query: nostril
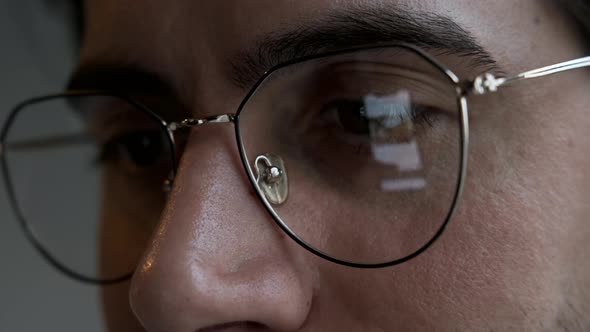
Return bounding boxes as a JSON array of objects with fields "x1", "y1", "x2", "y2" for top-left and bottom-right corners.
[{"x1": 196, "y1": 321, "x2": 268, "y2": 332}]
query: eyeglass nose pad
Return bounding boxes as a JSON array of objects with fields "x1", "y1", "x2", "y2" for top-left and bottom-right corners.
[{"x1": 254, "y1": 153, "x2": 289, "y2": 205}]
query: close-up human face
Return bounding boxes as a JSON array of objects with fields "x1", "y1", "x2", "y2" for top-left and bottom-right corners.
[{"x1": 2, "y1": 0, "x2": 589, "y2": 331}]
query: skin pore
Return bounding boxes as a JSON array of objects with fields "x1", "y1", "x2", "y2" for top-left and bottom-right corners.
[{"x1": 75, "y1": 0, "x2": 589, "y2": 331}]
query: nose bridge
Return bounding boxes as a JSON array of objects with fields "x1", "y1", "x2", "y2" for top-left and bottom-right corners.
[
  {"x1": 166, "y1": 125, "x2": 272, "y2": 264},
  {"x1": 129, "y1": 124, "x2": 313, "y2": 331}
]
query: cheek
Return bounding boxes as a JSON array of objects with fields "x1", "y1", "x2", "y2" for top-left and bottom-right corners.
[
  {"x1": 99, "y1": 214, "x2": 147, "y2": 332},
  {"x1": 314, "y1": 182, "x2": 564, "y2": 330},
  {"x1": 313, "y1": 94, "x2": 585, "y2": 330},
  {"x1": 102, "y1": 281, "x2": 144, "y2": 332},
  {"x1": 404, "y1": 85, "x2": 587, "y2": 326},
  {"x1": 99, "y1": 169, "x2": 163, "y2": 279},
  {"x1": 99, "y1": 171, "x2": 165, "y2": 332}
]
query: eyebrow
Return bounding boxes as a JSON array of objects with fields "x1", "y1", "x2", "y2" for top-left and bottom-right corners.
[
  {"x1": 231, "y1": 5, "x2": 501, "y2": 89},
  {"x1": 67, "y1": 5, "x2": 501, "y2": 96}
]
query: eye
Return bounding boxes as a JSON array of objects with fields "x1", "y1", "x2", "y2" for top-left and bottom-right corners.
[
  {"x1": 325, "y1": 99, "x2": 370, "y2": 135},
  {"x1": 99, "y1": 130, "x2": 170, "y2": 174},
  {"x1": 318, "y1": 97, "x2": 440, "y2": 145}
]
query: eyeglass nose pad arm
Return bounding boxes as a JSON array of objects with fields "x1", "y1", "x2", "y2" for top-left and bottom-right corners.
[
  {"x1": 161, "y1": 115, "x2": 289, "y2": 206},
  {"x1": 162, "y1": 113, "x2": 236, "y2": 193},
  {"x1": 168, "y1": 113, "x2": 236, "y2": 131}
]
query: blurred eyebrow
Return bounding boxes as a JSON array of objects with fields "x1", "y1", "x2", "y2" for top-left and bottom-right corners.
[
  {"x1": 67, "y1": 63, "x2": 175, "y2": 94},
  {"x1": 231, "y1": 5, "x2": 501, "y2": 89}
]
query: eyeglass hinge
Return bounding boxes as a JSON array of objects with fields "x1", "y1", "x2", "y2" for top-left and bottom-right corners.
[{"x1": 470, "y1": 73, "x2": 507, "y2": 95}]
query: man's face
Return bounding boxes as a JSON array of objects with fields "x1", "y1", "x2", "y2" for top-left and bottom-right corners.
[{"x1": 77, "y1": 1, "x2": 590, "y2": 331}]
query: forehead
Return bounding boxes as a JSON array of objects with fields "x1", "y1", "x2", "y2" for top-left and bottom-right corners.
[
  {"x1": 79, "y1": 0, "x2": 577, "y2": 108},
  {"x1": 81, "y1": 0, "x2": 563, "y2": 54}
]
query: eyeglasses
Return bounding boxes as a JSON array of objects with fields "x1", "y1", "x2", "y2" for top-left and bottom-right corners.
[{"x1": 1, "y1": 44, "x2": 588, "y2": 284}]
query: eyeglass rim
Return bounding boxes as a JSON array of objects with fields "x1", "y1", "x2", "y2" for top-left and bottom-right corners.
[
  {"x1": 0, "y1": 43, "x2": 469, "y2": 284},
  {"x1": 0, "y1": 91, "x2": 178, "y2": 284},
  {"x1": 3, "y1": 42, "x2": 588, "y2": 282},
  {"x1": 234, "y1": 42, "x2": 469, "y2": 268}
]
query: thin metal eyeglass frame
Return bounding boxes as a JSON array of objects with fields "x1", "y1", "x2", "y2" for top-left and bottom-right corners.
[
  {"x1": 0, "y1": 92, "x2": 178, "y2": 285},
  {"x1": 1, "y1": 44, "x2": 589, "y2": 283},
  {"x1": 171, "y1": 47, "x2": 590, "y2": 268},
  {"x1": 229, "y1": 46, "x2": 590, "y2": 269}
]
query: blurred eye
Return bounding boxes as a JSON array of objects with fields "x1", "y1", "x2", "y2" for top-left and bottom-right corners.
[{"x1": 99, "y1": 130, "x2": 169, "y2": 174}]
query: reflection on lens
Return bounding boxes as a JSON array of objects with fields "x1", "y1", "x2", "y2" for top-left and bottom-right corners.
[
  {"x1": 1, "y1": 94, "x2": 174, "y2": 282},
  {"x1": 238, "y1": 46, "x2": 462, "y2": 265}
]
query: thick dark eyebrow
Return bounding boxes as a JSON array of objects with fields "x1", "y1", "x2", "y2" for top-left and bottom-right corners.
[
  {"x1": 67, "y1": 63, "x2": 174, "y2": 94},
  {"x1": 231, "y1": 5, "x2": 501, "y2": 89}
]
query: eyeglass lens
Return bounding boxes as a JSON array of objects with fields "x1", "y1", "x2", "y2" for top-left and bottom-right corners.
[
  {"x1": 2, "y1": 95, "x2": 174, "y2": 281},
  {"x1": 2, "y1": 46, "x2": 463, "y2": 281},
  {"x1": 239, "y1": 46, "x2": 462, "y2": 265}
]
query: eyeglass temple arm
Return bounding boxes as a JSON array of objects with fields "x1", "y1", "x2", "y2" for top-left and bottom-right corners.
[
  {"x1": 468, "y1": 56, "x2": 590, "y2": 95},
  {"x1": 0, "y1": 133, "x2": 93, "y2": 155}
]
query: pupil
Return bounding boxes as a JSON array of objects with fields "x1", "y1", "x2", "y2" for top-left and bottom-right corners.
[{"x1": 335, "y1": 100, "x2": 370, "y2": 135}]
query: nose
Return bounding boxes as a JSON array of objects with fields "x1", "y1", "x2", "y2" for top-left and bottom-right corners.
[{"x1": 129, "y1": 125, "x2": 314, "y2": 332}]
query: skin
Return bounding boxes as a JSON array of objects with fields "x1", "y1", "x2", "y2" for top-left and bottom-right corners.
[{"x1": 77, "y1": 0, "x2": 589, "y2": 331}]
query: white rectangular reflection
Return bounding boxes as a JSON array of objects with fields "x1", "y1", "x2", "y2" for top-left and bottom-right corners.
[
  {"x1": 371, "y1": 141, "x2": 423, "y2": 171},
  {"x1": 381, "y1": 177, "x2": 427, "y2": 191}
]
